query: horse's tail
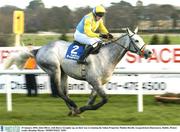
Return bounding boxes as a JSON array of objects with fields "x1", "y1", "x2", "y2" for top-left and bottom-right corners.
[
  {"x1": 3, "y1": 56, "x2": 15, "y2": 69},
  {"x1": 3, "y1": 49, "x2": 36, "y2": 69}
]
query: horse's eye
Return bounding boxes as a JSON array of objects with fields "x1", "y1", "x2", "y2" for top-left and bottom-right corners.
[{"x1": 135, "y1": 40, "x2": 139, "y2": 43}]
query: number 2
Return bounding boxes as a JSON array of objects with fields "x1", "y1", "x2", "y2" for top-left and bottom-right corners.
[{"x1": 71, "y1": 45, "x2": 79, "y2": 54}]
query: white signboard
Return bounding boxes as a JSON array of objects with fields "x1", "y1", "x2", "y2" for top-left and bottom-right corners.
[
  {"x1": 118, "y1": 45, "x2": 180, "y2": 69},
  {"x1": 0, "y1": 45, "x2": 180, "y2": 94}
]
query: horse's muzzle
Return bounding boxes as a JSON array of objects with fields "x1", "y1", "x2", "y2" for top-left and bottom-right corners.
[{"x1": 143, "y1": 48, "x2": 153, "y2": 59}]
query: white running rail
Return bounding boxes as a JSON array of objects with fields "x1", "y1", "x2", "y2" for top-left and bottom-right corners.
[{"x1": 0, "y1": 69, "x2": 179, "y2": 112}]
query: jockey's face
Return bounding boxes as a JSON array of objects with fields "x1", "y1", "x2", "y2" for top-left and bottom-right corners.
[
  {"x1": 95, "y1": 16, "x2": 102, "y2": 21},
  {"x1": 94, "y1": 12, "x2": 104, "y2": 21}
]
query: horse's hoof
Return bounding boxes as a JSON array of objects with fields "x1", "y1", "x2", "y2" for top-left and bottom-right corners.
[
  {"x1": 71, "y1": 110, "x2": 79, "y2": 116},
  {"x1": 74, "y1": 108, "x2": 81, "y2": 114},
  {"x1": 67, "y1": 110, "x2": 79, "y2": 117},
  {"x1": 67, "y1": 108, "x2": 82, "y2": 117}
]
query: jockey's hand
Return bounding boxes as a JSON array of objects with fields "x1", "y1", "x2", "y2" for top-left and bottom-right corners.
[
  {"x1": 107, "y1": 33, "x2": 113, "y2": 39},
  {"x1": 99, "y1": 34, "x2": 108, "y2": 39}
]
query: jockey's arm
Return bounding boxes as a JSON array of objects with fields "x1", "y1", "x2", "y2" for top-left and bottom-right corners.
[
  {"x1": 99, "y1": 20, "x2": 109, "y2": 34},
  {"x1": 84, "y1": 18, "x2": 99, "y2": 38}
]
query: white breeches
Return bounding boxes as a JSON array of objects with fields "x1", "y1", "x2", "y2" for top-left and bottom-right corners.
[{"x1": 74, "y1": 30, "x2": 101, "y2": 45}]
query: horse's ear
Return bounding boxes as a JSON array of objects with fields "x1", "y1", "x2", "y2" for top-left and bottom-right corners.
[
  {"x1": 126, "y1": 28, "x2": 134, "y2": 36},
  {"x1": 134, "y1": 27, "x2": 138, "y2": 34}
]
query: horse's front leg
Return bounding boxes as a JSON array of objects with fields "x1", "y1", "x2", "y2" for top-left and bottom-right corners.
[{"x1": 77, "y1": 83, "x2": 108, "y2": 114}]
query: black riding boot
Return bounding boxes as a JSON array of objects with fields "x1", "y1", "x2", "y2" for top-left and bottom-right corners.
[
  {"x1": 77, "y1": 45, "x2": 93, "y2": 64},
  {"x1": 94, "y1": 41, "x2": 103, "y2": 53}
]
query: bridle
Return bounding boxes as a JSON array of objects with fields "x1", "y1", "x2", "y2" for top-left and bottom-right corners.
[
  {"x1": 128, "y1": 34, "x2": 146, "y2": 55},
  {"x1": 108, "y1": 33, "x2": 146, "y2": 55}
]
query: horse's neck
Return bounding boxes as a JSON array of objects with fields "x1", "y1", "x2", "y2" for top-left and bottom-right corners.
[{"x1": 101, "y1": 36, "x2": 128, "y2": 69}]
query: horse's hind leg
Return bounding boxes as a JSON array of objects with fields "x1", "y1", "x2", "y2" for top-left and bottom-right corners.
[
  {"x1": 61, "y1": 70, "x2": 68, "y2": 96},
  {"x1": 49, "y1": 66, "x2": 79, "y2": 115},
  {"x1": 60, "y1": 70, "x2": 77, "y2": 114}
]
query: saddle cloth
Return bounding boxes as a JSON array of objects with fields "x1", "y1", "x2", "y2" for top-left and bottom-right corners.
[
  {"x1": 65, "y1": 41, "x2": 85, "y2": 60},
  {"x1": 65, "y1": 41, "x2": 102, "y2": 61}
]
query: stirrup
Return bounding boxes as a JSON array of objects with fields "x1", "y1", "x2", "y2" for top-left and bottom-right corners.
[{"x1": 77, "y1": 59, "x2": 87, "y2": 64}]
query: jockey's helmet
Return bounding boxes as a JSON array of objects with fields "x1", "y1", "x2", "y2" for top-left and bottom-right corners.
[{"x1": 93, "y1": 5, "x2": 106, "y2": 17}]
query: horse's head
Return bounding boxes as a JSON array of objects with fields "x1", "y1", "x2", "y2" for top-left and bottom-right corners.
[{"x1": 126, "y1": 27, "x2": 153, "y2": 59}]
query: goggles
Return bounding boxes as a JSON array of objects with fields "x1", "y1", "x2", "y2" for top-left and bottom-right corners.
[{"x1": 95, "y1": 12, "x2": 104, "y2": 17}]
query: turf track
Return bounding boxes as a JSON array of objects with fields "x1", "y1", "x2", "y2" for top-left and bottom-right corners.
[{"x1": 0, "y1": 94, "x2": 180, "y2": 125}]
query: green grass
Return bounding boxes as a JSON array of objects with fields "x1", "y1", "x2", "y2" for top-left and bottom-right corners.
[
  {"x1": 0, "y1": 94, "x2": 180, "y2": 125},
  {"x1": 21, "y1": 34, "x2": 74, "y2": 46},
  {"x1": 21, "y1": 34, "x2": 61, "y2": 46},
  {"x1": 20, "y1": 34, "x2": 180, "y2": 46}
]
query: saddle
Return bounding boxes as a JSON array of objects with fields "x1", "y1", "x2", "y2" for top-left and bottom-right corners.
[{"x1": 74, "y1": 41, "x2": 101, "y2": 55}]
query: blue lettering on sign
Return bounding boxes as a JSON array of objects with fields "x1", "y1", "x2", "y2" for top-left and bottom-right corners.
[{"x1": 65, "y1": 44, "x2": 85, "y2": 60}]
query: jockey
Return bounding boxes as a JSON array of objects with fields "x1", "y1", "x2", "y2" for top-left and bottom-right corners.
[{"x1": 74, "y1": 5, "x2": 113, "y2": 64}]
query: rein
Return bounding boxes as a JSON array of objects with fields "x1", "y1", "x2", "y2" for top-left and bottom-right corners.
[
  {"x1": 104, "y1": 34, "x2": 129, "y2": 51},
  {"x1": 104, "y1": 33, "x2": 146, "y2": 55}
]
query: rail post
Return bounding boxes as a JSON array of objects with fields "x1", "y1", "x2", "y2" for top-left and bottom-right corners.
[
  {"x1": 5, "y1": 75, "x2": 12, "y2": 112},
  {"x1": 137, "y1": 75, "x2": 143, "y2": 112}
]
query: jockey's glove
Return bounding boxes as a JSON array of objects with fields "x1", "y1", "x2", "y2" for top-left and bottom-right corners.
[
  {"x1": 107, "y1": 33, "x2": 113, "y2": 39},
  {"x1": 100, "y1": 33, "x2": 113, "y2": 39},
  {"x1": 99, "y1": 34, "x2": 108, "y2": 39}
]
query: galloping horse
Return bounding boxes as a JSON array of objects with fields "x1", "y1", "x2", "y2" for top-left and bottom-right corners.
[{"x1": 4, "y1": 28, "x2": 152, "y2": 116}]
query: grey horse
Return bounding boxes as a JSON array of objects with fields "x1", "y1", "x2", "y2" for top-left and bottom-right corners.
[{"x1": 4, "y1": 28, "x2": 152, "y2": 116}]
